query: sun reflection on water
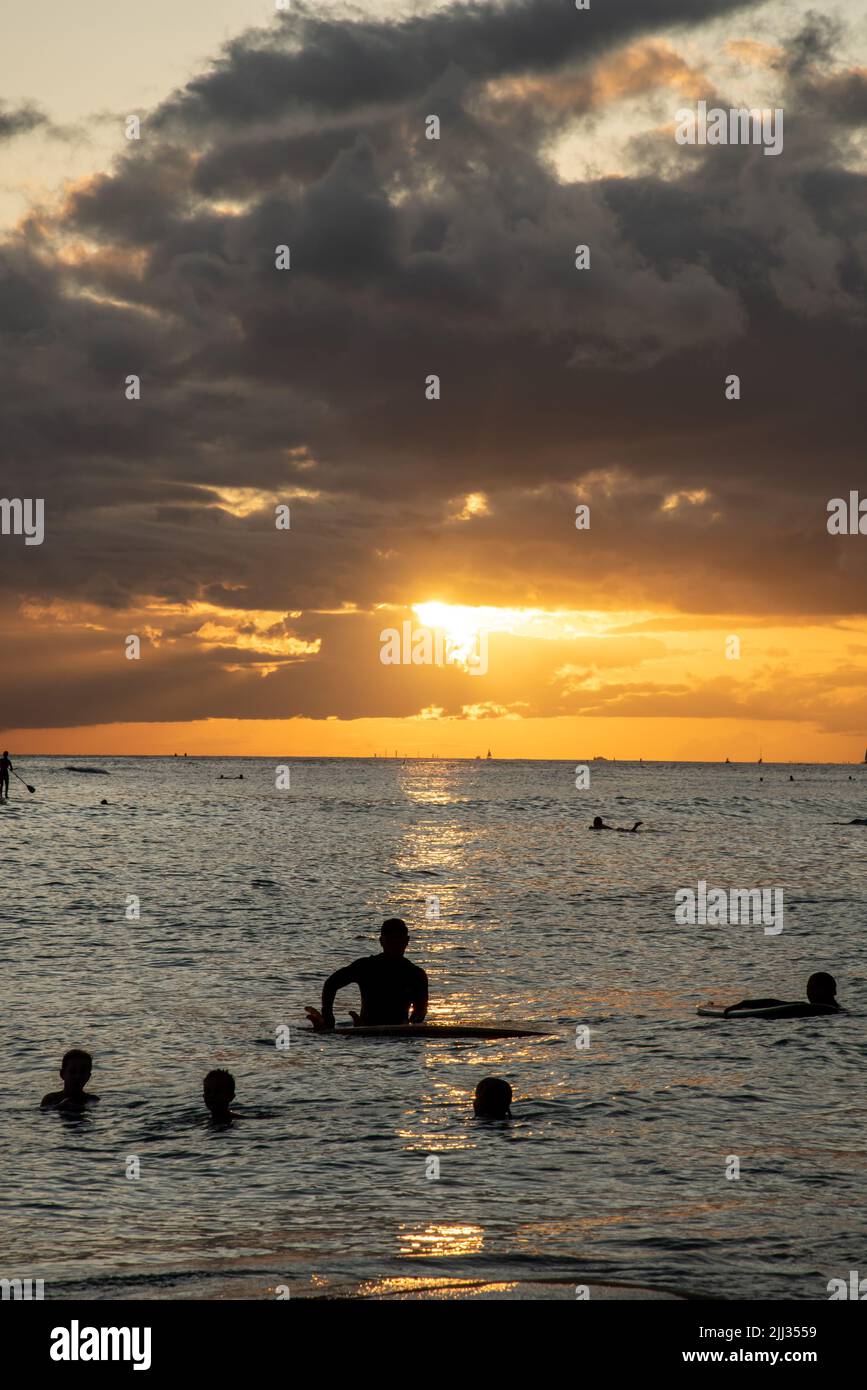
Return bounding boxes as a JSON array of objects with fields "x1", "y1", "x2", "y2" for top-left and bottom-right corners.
[{"x1": 397, "y1": 1223, "x2": 485, "y2": 1258}]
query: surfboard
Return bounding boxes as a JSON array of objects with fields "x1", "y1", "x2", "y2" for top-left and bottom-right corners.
[
  {"x1": 696, "y1": 1004, "x2": 838, "y2": 1020},
  {"x1": 306, "y1": 1023, "x2": 549, "y2": 1039}
]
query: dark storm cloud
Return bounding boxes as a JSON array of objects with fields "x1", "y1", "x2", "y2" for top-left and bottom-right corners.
[
  {"x1": 155, "y1": 0, "x2": 759, "y2": 129},
  {"x1": 1, "y1": 0, "x2": 866, "y2": 728}
]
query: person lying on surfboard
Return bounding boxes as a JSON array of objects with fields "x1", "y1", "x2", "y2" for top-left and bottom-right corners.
[
  {"x1": 722, "y1": 972, "x2": 842, "y2": 1018},
  {"x1": 589, "y1": 815, "x2": 642, "y2": 833},
  {"x1": 306, "y1": 918, "x2": 428, "y2": 1030}
]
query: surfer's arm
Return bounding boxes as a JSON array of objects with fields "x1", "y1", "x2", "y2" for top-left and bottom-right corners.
[
  {"x1": 723, "y1": 997, "x2": 783, "y2": 1015},
  {"x1": 409, "y1": 971, "x2": 429, "y2": 1024},
  {"x1": 320, "y1": 965, "x2": 360, "y2": 1028}
]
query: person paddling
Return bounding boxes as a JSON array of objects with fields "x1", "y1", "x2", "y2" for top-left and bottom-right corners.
[
  {"x1": 306, "y1": 918, "x2": 428, "y2": 1030},
  {"x1": 0, "y1": 751, "x2": 35, "y2": 798},
  {"x1": 589, "y1": 815, "x2": 642, "y2": 833},
  {"x1": 723, "y1": 972, "x2": 842, "y2": 1019},
  {"x1": 0, "y1": 750, "x2": 11, "y2": 801}
]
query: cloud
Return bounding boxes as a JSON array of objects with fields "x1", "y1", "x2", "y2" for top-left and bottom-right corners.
[
  {"x1": 1, "y1": 1, "x2": 866, "y2": 731},
  {"x1": 153, "y1": 0, "x2": 759, "y2": 131},
  {"x1": 0, "y1": 101, "x2": 48, "y2": 141}
]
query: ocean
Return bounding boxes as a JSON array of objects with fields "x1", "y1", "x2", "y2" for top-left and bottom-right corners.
[{"x1": 1, "y1": 756, "x2": 864, "y2": 1300}]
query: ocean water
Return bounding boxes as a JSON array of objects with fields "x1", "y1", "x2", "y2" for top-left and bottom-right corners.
[{"x1": 1, "y1": 756, "x2": 865, "y2": 1301}]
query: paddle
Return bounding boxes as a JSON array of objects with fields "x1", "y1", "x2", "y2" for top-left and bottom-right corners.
[{"x1": 12, "y1": 768, "x2": 36, "y2": 794}]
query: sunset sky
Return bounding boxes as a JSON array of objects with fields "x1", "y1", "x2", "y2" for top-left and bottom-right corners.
[{"x1": 1, "y1": 0, "x2": 866, "y2": 759}]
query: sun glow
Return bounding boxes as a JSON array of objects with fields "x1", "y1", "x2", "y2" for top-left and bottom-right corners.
[
  {"x1": 412, "y1": 601, "x2": 526, "y2": 666},
  {"x1": 410, "y1": 601, "x2": 654, "y2": 653}
]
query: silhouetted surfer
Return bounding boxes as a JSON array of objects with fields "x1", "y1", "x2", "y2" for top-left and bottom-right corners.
[
  {"x1": 590, "y1": 815, "x2": 642, "y2": 833},
  {"x1": 723, "y1": 972, "x2": 842, "y2": 1018},
  {"x1": 0, "y1": 750, "x2": 11, "y2": 801},
  {"x1": 306, "y1": 918, "x2": 428, "y2": 1029}
]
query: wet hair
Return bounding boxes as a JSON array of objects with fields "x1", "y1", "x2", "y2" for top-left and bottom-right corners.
[
  {"x1": 474, "y1": 1076, "x2": 513, "y2": 1118},
  {"x1": 61, "y1": 1049, "x2": 92, "y2": 1072},
  {"x1": 380, "y1": 918, "x2": 409, "y2": 939},
  {"x1": 806, "y1": 972, "x2": 836, "y2": 1002},
  {"x1": 204, "y1": 1069, "x2": 235, "y2": 1095},
  {"x1": 592, "y1": 816, "x2": 604, "y2": 828}
]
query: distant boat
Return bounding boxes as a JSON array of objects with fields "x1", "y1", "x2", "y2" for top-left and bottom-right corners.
[{"x1": 486, "y1": 749, "x2": 492, "y2": 760}]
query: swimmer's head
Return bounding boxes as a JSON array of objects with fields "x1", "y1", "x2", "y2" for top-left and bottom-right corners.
[
  {"x1": 592, "y1": 816, "x2": 604, "y2": 829},
  {"x1": 807, "y1": 972, "x2": 837, "y2": 1004},
  {"x1": 60, "y1": 1049, "x2": 92, "y2": 1091},
  {"x1": 380, "y1": 918, "x2": 409, "y2": 957},
  {"x1": 474, "y1": 1076, "x2": 512, "y2": 1119},
  {"x1": 203, "y1": 1068, "x2": 236, "y2": 1115}
]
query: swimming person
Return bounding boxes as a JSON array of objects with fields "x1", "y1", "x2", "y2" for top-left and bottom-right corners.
[
  {"x1": 203, "y1": 1069, "x2": 238, "y2": 1124},
  {"x1": 306, "y1": 918, "x2": 428, "y2": 1029},
  {"x1": 474, "y1": 1077, "x2": 512, "y2": 1119},
  {"x1": 723, "y1": 972, "x2": 842, "y2": 1018},
  {"x1": 0, "y1": 750, "x2": 11, "y2": 801},
  {"x1": 41, "y1": 1049, "x2": 99, "y2": 1109},
  {"x1": 590, "y1": 815, "x2": 642, "y2": 833}
]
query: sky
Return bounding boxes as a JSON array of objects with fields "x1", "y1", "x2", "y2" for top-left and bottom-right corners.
[{"x1": 1, "y1": 0, "x2": 866, "y2": 759}]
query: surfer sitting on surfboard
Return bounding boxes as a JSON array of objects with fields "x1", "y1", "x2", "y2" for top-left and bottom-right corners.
[
  {"x1": 306, "y1": 918, "x2": 428, "y2": 1030},
  {"x1": 722, "y1": 972, "x2": 841, "y2": 1018}
]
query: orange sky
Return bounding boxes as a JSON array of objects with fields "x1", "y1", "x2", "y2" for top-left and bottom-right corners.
[
  {"x1": 3, "y1": 605, "x2": 866, "y2": 761},
  {"x1": 2, "y1": 2, "x2": 866, "y2": 761},
  {"x1": 3, "y1": 715, "x2": 864, "y2": 762}
]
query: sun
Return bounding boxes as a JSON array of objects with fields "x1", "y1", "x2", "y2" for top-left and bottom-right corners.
[{"x1": 412, "y1": 601, "x2": 530, "y2": 667}]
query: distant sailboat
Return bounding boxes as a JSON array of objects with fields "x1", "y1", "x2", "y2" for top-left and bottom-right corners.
[{"x1": 486, "y1": 749, "x2": 492, "y2": 760}]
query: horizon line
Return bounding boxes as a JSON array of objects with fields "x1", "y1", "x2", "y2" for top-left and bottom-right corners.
[{"x1": 8, "y1": 753, "x2": 867, "y2": 765}]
